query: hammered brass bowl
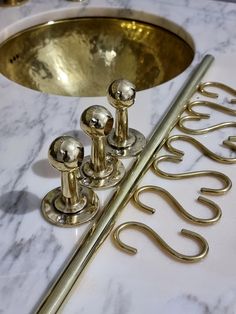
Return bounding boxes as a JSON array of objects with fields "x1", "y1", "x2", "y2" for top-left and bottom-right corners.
[{"x1": 0, "y1": 17, "x2": 194, "y2": 96}]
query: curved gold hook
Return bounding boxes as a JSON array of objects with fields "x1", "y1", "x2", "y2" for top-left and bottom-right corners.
[
  {"x1": 133, "y1": 185, "x2": 222, "y2": 225},
  {"x1": 187, "y1": 100, "x2": 236, "y2": 117},
  {"x1": 113, "y1": 221, "x2": 209, "y2": 262},
  {"x1": 166, "y1": 134, "x2": 236, "y2": 164},
  {"x1": 223, "y1": 136, "x2": 236, "y2": 151},
  {"x1": 178, "y1": 115, "x2": 236, "y2": 135},
  {"x1": 153, "y1": 155, "x2": 232, "y2": 195},
  {"x1": 198, "y1": 82, "x2": 236, "y2": 104}
]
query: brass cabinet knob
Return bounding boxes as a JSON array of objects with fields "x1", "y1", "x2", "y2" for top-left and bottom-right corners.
[
  {"x1": 41, "y1": 136, "x2": 99, "y2": 227},
  {"x1": 80, "y1": 105, "x2": 125, "y2": 189},
  {"x1": 107, "y1": 79, "x2": 146, "y2": 158}
]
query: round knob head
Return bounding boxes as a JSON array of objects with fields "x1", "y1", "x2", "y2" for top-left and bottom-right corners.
[
  {"x1": 107, "y1": 79, "x2": 136, "y2": 109},
  {"x1": 48, "y1": 136, "x2": 84, "y2": 172},
  {"x1": 80, "y1": 105, "x2": 113, "y2": 137}
]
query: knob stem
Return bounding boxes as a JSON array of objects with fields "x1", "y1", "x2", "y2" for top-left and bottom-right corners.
[
  {"x1": 91, "y1": 136, "x2": 107, "y2": 173},
  {"x1": 61, "y1": 171, "x2": 79, "y2": 207},
  {"x1": 114, "y1": 108, "x2": 129, "y2": 147}
]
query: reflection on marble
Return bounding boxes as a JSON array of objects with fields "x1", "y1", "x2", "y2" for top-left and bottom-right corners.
[{"x1": 0, "y1": 0, "x2": 236, "y2": 313}]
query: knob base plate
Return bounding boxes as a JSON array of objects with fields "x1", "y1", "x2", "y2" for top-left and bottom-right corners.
[
  {"x1": 41, "y1": 186, "x2": 99, "y2": 227},
  {"x1": 107, "y1": 128, "x2": 146, "y2": 158},
  {"x1": 80, "y1": 155, "x2": 125, "y2": 189}
]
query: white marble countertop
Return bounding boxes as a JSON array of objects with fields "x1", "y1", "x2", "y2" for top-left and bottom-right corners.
[{"x1": 0, "y1": 0, "x2": 236, "y2": 313}]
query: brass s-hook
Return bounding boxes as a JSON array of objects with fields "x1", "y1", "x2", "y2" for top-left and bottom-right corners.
[
  {"x1": 133, "y1": 185, "x2": 221, "y2": 225},
  {"x1": 223, "y1": 136, "x2": 236, "y2": 151},
  {"x1": 198, "y1": 82, "x2": 236, "y2": 104},
  {"x1": 187, "y1": 100, "x2": 236, "y2": 117},
  {"x1": 178, "y1": 116, "x2": 236, "y2": 135},
  {"x1": 113, "y1": 221, "x2": 209, "y2": 262},
  {"x1": 166, "y1": 134, "x2": 236, "y2": 164},
  {"x1": 153, "y1": 155, "x2": 232, "y2": 195},
  {"x1": 178, "y1": 99, "x2": 236, "y2": 135}
]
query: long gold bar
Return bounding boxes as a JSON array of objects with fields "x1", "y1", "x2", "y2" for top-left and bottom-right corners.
[{"x1": 36, "y1": 54, "x2": 214, "y2": 314}]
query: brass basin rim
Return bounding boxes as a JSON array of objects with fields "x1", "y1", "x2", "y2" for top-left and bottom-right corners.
[
  {"x1": 0, "y1": 16, "x2": 195, "y2": 48},
  {"x1": 0, "y1": 16, "x2": 195, "y2": 97},
  {"x1": 0, "y1": 7, "x2": 195, "y2": 50}
]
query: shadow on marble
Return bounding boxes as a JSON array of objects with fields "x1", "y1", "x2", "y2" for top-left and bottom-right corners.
[
  {"x1": 0, "y1": 190, "x2": 40, "y2": 215},
  {"x1": 32, "y1": 159, "x2": 59, "y2": 178}
]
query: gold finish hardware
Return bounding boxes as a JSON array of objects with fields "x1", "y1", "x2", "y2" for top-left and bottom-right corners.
[
  {"x1": 223, "y1": 136, "x2": 236, "y2": 150},
  {"x1": 198, "y1": 81, "x2": 236, "y2": 104},
  {"x1": 35, "y1": 55, "x2": 214, "y2": 314},
  {"x1": 153, "y1": 155, "x2": 232, "y2": 195},
  {"x1": 80, "y1": 105, "x2": 125, "y2": 189},
  {"x1": 187, "y1": 100, "x2": 236, "y2": 117},
  {"x1": 0, "y1": 0, "x2": 28, "y2": 6},
  {"x1": 113, "y1": 221, "x2": 209, "y2": 262},
  {"x1": 41, "y1": 136, "x2": 99, "y2": 227},
  {"x1": 179, "y1": 115, "x2": 236, "y2": 135},
  {"x1": 166, "y1": 134, "x2": 236, "y2": 164},
  {"x1": 0, "y1": 17, "x2": 194, "y2": 97},
  {"x1": 178, "y1": 100, "x2": 236, "y2": 135},
  {"x1": 133, "y1": 185, "x2": 222, "y2": 225},
  {"x1": 106, "y1": 79, "x2": 146, "y2": 157}
]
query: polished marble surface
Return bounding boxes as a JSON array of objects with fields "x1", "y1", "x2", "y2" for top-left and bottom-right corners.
[{"x1": 0, "y1": 0, "x2": 236, "y2": 313}]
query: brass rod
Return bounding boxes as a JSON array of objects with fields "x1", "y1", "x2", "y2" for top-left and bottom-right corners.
[{"x1": 36, "y1": 55, "x2": 214, "y2": 314}]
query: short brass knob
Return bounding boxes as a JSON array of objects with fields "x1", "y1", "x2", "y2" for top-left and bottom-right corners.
[
  {"x1": 107, "y1": 79, "x2": 146, "y2": 157},
  {"x1": 41, "y1": 136, "x2": 99, "y2": 227},
  {"x1": 80, "y1": 105, "x2": 125, "y2": 189}
]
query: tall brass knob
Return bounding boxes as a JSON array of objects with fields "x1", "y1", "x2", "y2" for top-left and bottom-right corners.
[
  {"x1": 80, "y1": 105, "x2": 125, "y2": 189},
  {"x1": 41, "y1": 136, "x2": 99, "y2": 227},
  {"x1": 107, "y1": 79, "x2": 146, "y2": 157}
]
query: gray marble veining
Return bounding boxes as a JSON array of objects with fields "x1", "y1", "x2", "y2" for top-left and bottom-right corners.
[{"x1": 0, "y1": 0, "x2": 236, "y2": 313}]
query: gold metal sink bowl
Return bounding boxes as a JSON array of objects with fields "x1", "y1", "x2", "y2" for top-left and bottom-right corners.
[{"x1": 0, "y1": 17, "x2": 194, "y2": 96}]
